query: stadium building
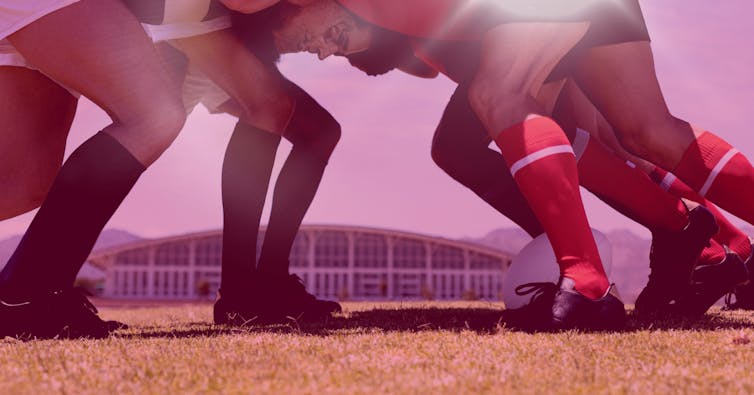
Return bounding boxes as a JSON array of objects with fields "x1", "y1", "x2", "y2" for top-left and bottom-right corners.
[{"x1": 88, "y1": 225, "x2": 512, "y2": 301}]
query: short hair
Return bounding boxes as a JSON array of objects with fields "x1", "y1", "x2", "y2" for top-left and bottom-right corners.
[
  {"x1": 345, "y1": 27, "x2": 415, "y2": 76},
  {"x1": 229, "y1": 2, "x2": 303, "y2": 65}
]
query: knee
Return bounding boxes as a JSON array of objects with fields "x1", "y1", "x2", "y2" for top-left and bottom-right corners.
[
  {"x1": 467, "y1": 78, "x2": 495, "y2": 118},
  {"x1": 430, "y1": 136, "x2": 452, "y2": 171},
  {"x1": 120, "y1": 95, "x2": 187, "y2": 158},
  {"x1": 467, "y1": 79, "x2": 534, "y2": 129},
  {"x1": 316, "y1": 116, "x2": 341, "y2": 157},
  {"x1": 290, "y1": 114, "x2": 341, "y2": 161},
  {"x1": 430, "y1": 132, "x2": 465, "y2": 176},
  {"x1": 144, "y1": 99, "x2": 187, "y2": 152},
  {"x1": 614, "y1": 127, "x2": 669, "y2": 163}
]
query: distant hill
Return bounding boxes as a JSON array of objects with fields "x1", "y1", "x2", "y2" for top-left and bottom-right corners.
[
  {"x1": 0, "y1": 229, "x2": 143, "y2": 279},
  {"x1": 467, "y1": 227, "x2": 652, "y2": 304},
  {"x1": 464, "y1": 228, "x2": 533, "y2": 256}
]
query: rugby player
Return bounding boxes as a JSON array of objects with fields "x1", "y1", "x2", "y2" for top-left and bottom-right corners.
[
  {"x1": 0, "y1": 0, "x2": 343, "y2": 329},
  {"x1": 121, "y1": 0, "x2": 344, "y2": 324},
  {"x1": 0, "y1": 0, "x2": 186, "y2": 339},
  {"x1": 231, "y1": 0, "x2": 754, "y2": 329},
  {"x1": 343, "y1": 34, "x2": 752, "y2": 321}
]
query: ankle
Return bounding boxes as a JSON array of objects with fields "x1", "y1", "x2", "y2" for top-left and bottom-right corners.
[{"x1": 564, "y1": 276, "x2": 609, "y2": 300}]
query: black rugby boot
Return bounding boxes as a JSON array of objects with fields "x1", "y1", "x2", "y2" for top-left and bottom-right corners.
[
  {"x1": 501, "y1": 282, "x2": 558, "y2": 332},
  {"x1": 675, "y1": 247, "x2": 750, "y2": 317},
  {"x1": 635, "y1": 205, "x2": 718, "y2": 317},
  {"x1": 551, "y1": 278, "x2": 626, "y2": 332}
]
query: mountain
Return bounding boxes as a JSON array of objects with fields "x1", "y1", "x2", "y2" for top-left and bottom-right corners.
[
  {"x1": 604, "y1": 229, "x2": 651, "y2": 303},
  {"x1": 0, "y1": 229, "x2": 143, "y2": 278},
  {"x1": 467, "y1": 227, "x2": 651, "y2": 303},
  {"x1": 464, "y1": 228, "x2": 533, "y2": 255}
]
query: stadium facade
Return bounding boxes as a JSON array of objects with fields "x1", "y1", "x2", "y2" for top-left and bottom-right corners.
[{"x1": 88, "y1": 225, "x2": 512, "y2": 301}]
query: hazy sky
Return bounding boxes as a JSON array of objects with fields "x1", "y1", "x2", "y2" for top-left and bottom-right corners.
[{"x1": 1, "y1": 0, "x2": 753, "y2": 241}]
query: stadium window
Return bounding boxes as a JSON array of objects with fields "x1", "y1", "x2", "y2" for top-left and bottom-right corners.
[
  {"x1": 431, "y1": 245, "x2": 464, "y2": 270},
  {"x1": 354, "y1": 233, "x2": 387, "y2": 268},
  {"x1": 392, "y1": 238, "x2": 426, "y2": 269},
  {"x1": 196, "y1": 237, "x2": 221, "y2": 267},
  {"x1": 314, "y1": 231, "x2": 348, "y2": 268},
  {"x1": 290, "y1": 233, "x2": 310, "y2": 267}
]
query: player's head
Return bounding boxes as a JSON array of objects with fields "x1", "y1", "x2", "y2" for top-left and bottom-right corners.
[
  {"x1": 344, "y1": 27, "x2": 414, "y2": 76},
  {"x1": 272, "y1": 0, "x2": 373, "y2": 59},
  {"x1": 230, "y1": 3, "x2": 298, "y2": 65}
]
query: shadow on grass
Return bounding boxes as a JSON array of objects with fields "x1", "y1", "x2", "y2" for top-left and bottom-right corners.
[{"x1": 116, "y1": 306, "x2": 754, "y2": 340}]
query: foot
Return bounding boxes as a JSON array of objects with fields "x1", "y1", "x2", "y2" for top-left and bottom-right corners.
[
  {"x1": 551, "y1": 278, "x2": 626, "y2": 331},
  {"x1": 213, "y1": 290, "x2": 263, "y2": 326},
  {"x1": 635, "y1": 205, "x2": 719, "y2": 317},
  {"x1": 674, "y1": 247, "x2": 750, "y2": 317},
  {"x1": 256, "y1": 274, "x2": 342, "y2": 322},
  {"x1": 501, "y1": 282, "x2": 558, "y2": 331},
  {"x1": 722, "y1": 241, "x2": 754, "y2": 311},
  {"x1": 724, "y1": 282, "x2": 754, "y2": 311},
  {"x1": 1, "y1": 288, "x2": 114, "y2": 340},
  {"x1": 214, "y1": 275, "x2": 342, "y2": 325}
]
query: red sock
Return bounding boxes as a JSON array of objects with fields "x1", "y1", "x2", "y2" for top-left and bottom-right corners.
[
  {"x1": 495, "y1": 117, "x2": 608, "y2": 299},
  {"x1": 699, "y1": 239, "x2": 727, "y2": 266},
  {"x1": 673, "y1": 131, "x2": 754, "y2": 225},
  {"x1": 572, "y1": 129, "x2": 688, "y2": 233},
  {"x1": 650, "y1": 166, "x2": 751, "y2": 262}
]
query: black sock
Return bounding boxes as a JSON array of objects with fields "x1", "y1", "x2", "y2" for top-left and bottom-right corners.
[
  {"x1": 256, "y1": 86, "x2": 339, "y2": 278},
  {"x1": 220, "y1": 121, "x2": 280, "y2": 298},
  {"x1": 0, "y1": 132, "x2": 144, "y2": 301},
  {"x1": 256, "y1": 148, "x2": 329, "y2": 277}
]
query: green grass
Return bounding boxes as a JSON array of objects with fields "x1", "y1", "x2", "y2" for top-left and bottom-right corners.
[{"x1": 2, "y1": 302, "x2": 754, "y2": 394}]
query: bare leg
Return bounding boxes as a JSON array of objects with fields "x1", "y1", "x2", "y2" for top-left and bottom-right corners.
[
  {"x1": 573, "y1": 41, "x2": 694, "y2": 168},
  {"x1": 8, "y1": 0, "x2": 186, "y2": 165},
  {"x1": 0, "y1": 67, "x2": 76, "y2": 219},
  {"x1": 468, "y1": 23, "x2": 615, "y2": 304},
  {"x1": 1, "y1": 0, "x2": 185, "y2": 301},
  {"x1": 171, "y1": 30, "x2": 294, "y2": 135},
  {"x1": 575, "y1": 41, "x2": 754, "y2": 226}
]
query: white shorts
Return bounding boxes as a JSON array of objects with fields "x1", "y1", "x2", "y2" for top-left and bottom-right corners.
[
  {"x1": 0, "y1": 0, "x2": 81, "y2": 40},
  {"x1": 142, "y1": 15, "x2": 231, "y2": 43},
  {"x1": 182, "y1": 63, "x2": 231, "y2": 114},
  {"x1": 0, "y1": 38, "x2": 80, "y2": 98},
  {"x1": 133, "y1": 0, "x2": 232, "y2": 113},
  {"x1": 2, "y1": 0, "x2": 233, "y2": 113},
  {"x1": 2, "y1": 37, "x2": 229, "y2": 112},
  {"x1": 136, "y1": 0, "x2": 232, "y2": 42}
]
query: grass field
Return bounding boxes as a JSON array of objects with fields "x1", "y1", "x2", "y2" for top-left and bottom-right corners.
[{"x1": 2, "y1": 301, "x2": 754, "y2": 394}]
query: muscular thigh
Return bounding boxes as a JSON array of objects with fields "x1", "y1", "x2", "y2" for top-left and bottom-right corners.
[
  {"x1": 470, "y1": 22, "x2": 589, "y2": 133},
  {"x1": 0, "y1": 66, "x2": 77, "y2": 218},
  {"x1": 9, "y1": 0, "x2": 175, "y2": 119}
]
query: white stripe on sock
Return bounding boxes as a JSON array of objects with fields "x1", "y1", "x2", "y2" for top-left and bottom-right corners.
[
  {"x1": 572, "y1": 128, "x2": 590, "y2": 163},
  {"x1": 660, "y1": 172, "x2": 677, "y2": 191},
  {"x1": 510, "y1": 145, "x2": 575, "y2": 177},
  {"x1": 699, "y1": 148, "x2": 739, "y2": 197}
]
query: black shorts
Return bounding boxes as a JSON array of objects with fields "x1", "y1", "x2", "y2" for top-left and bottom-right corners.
[
  {"x1": 416, "y1": 0, "x2": 650, "y2": 83},
  {"x1": 466, "y1": 0, "x2": 650, "y2": 48}
]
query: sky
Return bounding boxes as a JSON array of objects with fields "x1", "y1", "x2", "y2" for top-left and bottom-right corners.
[{"x1": 1, "y1": 0, "x2": 753, "y2": 241}]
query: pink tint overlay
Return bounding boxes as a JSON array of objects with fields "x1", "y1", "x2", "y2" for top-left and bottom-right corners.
[{"x1": 1, "y1": 0, "x2": 753, "y2": 241}]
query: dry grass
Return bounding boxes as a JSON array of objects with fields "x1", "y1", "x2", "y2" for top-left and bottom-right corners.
[{"x1": 2, "y1": 302, "x2": 754, "y2": 394}]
